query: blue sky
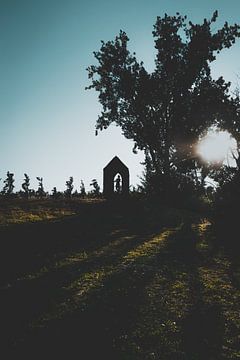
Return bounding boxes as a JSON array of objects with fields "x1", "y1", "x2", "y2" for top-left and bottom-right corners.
[{"x1": 1, "y1": 0, "x2": 240, "y2": 192}]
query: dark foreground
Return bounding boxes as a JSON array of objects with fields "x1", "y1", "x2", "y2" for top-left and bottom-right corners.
[{"x1": 0, "y1": 199, "x2": 239, "y2": 359}]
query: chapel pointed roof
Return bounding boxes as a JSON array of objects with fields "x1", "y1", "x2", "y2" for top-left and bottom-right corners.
[{"x1": 104, "y1": 156, "x2": 128, "y2": 171}]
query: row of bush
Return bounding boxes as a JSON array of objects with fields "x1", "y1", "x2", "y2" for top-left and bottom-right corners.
[{"x1": 0, "y1": 172, "x2": 102, "y2": 199}]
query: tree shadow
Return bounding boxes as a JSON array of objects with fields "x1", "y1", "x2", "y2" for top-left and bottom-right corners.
[
  {"x1": 181, "y1": 303, "x2": 224, "y2": 360},
  {"x1": 0, "y1": 200, "x2": 163, "y2": 358},
  {"x1": 0, "y1": 201, "x2": 228, "y2": 359},
  {"x1": 142, "y1": 221, "x2": 225, "y2": 360},
  {"x1": 175, "y1": 224, "x2": 224, "y2": 360},
  {"x1": 4, "y1": 238, "x2": 161, "y2": 359}
]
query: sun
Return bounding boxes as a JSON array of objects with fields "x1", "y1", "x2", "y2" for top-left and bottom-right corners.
[{"x1": 196, "y1": 129, "x2": 237, "y2": 164}]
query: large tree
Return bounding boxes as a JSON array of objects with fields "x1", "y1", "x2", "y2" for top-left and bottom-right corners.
[{"x1": 87, "y1": 11, "x2": 240, "y2": 191}]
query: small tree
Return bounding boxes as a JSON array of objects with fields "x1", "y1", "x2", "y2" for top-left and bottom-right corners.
[
  {"x1": 2, "y1": 171, "x2": 15, "y2": 196},
  {"x1": 51, "y1": 186, "x2": 61, "y2": 199},
  {"x1": 80, "y1": 180, "x2": 86, "y2": 198},
  {"x1": 36, "y1": 177, "x2": 46, "y2": 198},
  {"x1": 90, "y1": 179, "x2": 100, "y2": 197},
  {"x1": 65, "y1": 176, "x2": 74, "y2": 198},
  {"x1": 21, "y1": 173, "x2": 30, "y2": 198},
  {"x1": 52, "y1": 187, "x2": 57, "y2": 197}
]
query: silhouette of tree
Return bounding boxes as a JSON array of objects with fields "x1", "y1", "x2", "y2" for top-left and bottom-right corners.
[
  {"x1": 80, "y1": 180, "x2": 86, "y2": 198},
  {"x1": 52, "y1": 187, "x2": 57, "y2": 197},
  {"x1": 87, "y1": 11, "x2": 240, "y2": 194},
  {"x1": 2, "y1": 171, "x2": 15, "y2": 196},
  {"x1": 51, "y1": 186, "x2": 61, "y2": 199},
  {"x1": 36, "y1": 177, "x2": 46, "y2": 198},
  {"x1": 21, "y1": 173, "x2": 30, "y2": 199},
  {"x1": 90, "y1": 179, "x2": 100, "y2": 197},
  {"x1": 65, "y1": 176, "x2": 74, "y2": 198}
]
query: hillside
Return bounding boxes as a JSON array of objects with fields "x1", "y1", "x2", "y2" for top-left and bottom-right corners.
[{"x1": 0, "y1": 199, "x2": 239, "y2": 359}]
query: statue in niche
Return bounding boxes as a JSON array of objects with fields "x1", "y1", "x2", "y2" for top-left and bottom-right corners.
[{"x1": 114, "y1": 174, "x2": 122, "y2": 193}]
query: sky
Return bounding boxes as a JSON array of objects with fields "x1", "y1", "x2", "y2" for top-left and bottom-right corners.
[{"x1": 1, "y1": 0, "x2": 240, "y2": 192}]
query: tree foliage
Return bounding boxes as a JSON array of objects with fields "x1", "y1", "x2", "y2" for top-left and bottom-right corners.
[
  {"x1": 65, "y1": 176, "x2": 74, "y2": 198},
  {"x1": 2, "y1": 171, "x2": 15, "y2": 196},
  {"x1": 36, "y1": 177, "x2": 45, "y2": 198},
  {"x1": 87, "y1": 11, "x2": 240, "y2": 193},
  {"x1": 90, "y1": 179, "x2": 100, "y2": 196},
  {"x1": 22, "y1": 173, "x2": 30, "y2": 198},
  {"x1": 80, "y1": 180, "x2": 86, "y2": 197}
]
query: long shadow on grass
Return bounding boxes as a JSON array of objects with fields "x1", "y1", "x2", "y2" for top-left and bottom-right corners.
[
  {"x1": 173, "y1": 223, "x2": 223, "y2": 360},
  {"x1": 124, "y1": 222, "x2": 225, "y2": 359},
  {"x1": 1, "y1": 206, "x2": 225, "y2": 359},
  {"x1": 1, "y1": 201, "x2": 165, "y2": 358}
]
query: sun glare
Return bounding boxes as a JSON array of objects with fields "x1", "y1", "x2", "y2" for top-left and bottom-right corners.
[{"x1": 196, "y1": 129, "x2": 237, "y2": 164}]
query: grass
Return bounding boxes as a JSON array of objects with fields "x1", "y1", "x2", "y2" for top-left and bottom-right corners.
[
  {"x1": 0, "y1": 198, "x2": 77, "y2": 225},
  {"x1": 0, "y1": 198, "x2": 240, "y2": 359}
]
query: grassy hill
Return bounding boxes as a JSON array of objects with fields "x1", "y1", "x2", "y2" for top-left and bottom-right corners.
[{"x1": 0, "y1": 199, "x2": 239, "y2": 359}]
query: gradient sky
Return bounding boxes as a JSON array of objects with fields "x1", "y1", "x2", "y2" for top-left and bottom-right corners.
[{"x1": 1, "y1": 0, "x2": 240, "y2": 192}]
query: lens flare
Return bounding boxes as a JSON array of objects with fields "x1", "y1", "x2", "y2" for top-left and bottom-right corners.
[{"x1": 196, "y1": 130, "x2": 237, "y2": 164}]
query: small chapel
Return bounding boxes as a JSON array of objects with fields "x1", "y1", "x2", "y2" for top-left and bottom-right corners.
[{"x1": 103, "y1": 156, "x2": 129, "y2": 197}]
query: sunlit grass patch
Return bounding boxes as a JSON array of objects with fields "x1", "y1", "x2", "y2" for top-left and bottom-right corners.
[
  {"x1": 30, "y1": 266, "x2": 115, "y2": 327},
  {"x1": 90, "y1": 235, "x2": 136, "y2": 260},
  {"x1": 51, "y1": 235, "x2": 137, "y2": 274},
  {"x1": 192, "y1": 220, "x2": 213, "y2": 256},
  {"x1": 196, "y1": 222, "x2": 240, "y2": 360},
  {"x1": 122, "y1": 229, "x2": 175, "y2": 264},
  {"x1": 16, "y1": 235, "x2": 134, "y2": 283},
  {"x1": 199, "y1": 262, "x2": 240, "y2": 358},
  {"x1": 27, "y1": 235, "x2": 141, "y2": 325},
  {"x1": 183, "y1": 219, "x2": 240, "y2": 358},
  {"x1": 196, "y1": 220, "x2": 211, "y2": 233},
  {"x1": 114, "y1": 226, "x2": 197, "y2": 358},
  {"x1": 30, "y1": 227, "x2": 183, "y2": 336},
  {"x1": 121, "y1": 267, "x2": 192, "y2": 359},
  {"x1": 16, "y1": 251, "x2": 89, "y2": 282},
  {"x1": 116, "y1": 221, "x2": 214, "y2": 358},
  {"x1": 55, "y1": 251, "x2": 89, "y2": 267},
  {"x1": 28, "y1": 231, "x2": 171, "y2": 329},
  {"x1": 67, "y1": 268, "x2": 111, "y2": 294},
  {"x1": 0, "y1": 208, "x2": 75, "y2": 226}
]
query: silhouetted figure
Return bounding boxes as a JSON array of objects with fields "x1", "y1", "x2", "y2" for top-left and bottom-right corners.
[{"x1": 115, "y1": 175, "x2": 121, "y2": 193}]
